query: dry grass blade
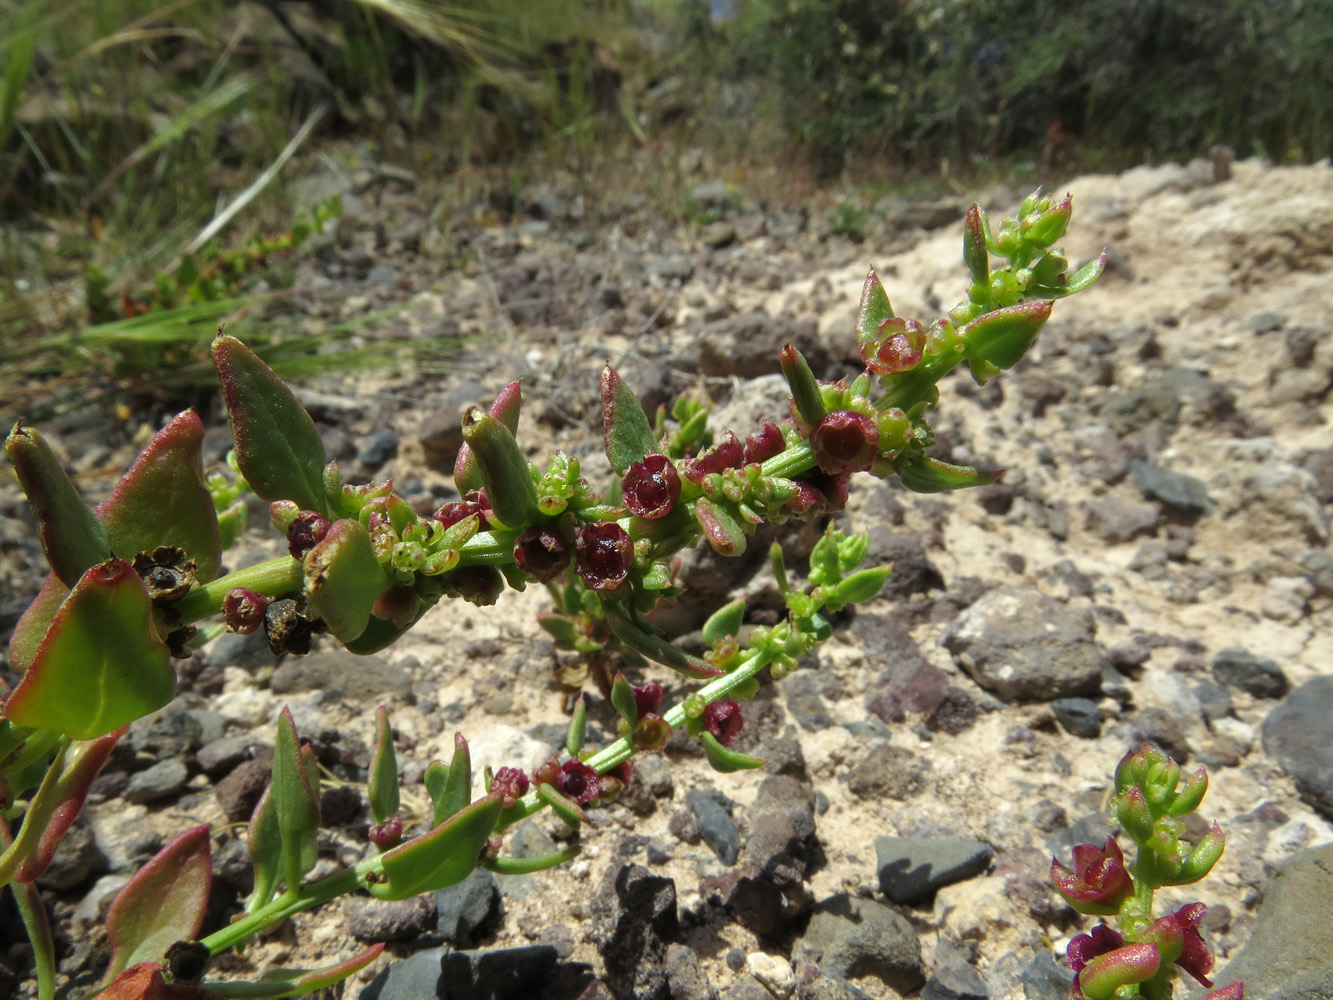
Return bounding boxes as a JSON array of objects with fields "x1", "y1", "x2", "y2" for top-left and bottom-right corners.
[{"x1": 349, "y1": 0, "x2": 508, "y2": 64}]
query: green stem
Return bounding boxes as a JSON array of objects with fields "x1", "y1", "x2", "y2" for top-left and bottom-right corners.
[
  {"x1": 175, "y1": 557, "x2": 304, "y2": 624},
  {"x1": 199, "y1": 865, "x2": 362, "y2": 955}
]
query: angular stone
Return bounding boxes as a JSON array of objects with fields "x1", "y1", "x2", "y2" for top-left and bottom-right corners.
[
  {"x1": 435, "y1": 868, "x2": 501, "y2": 944},
  {"x1": 686, "y1": 790, "x2": 740, "y2": 866},
  {"x1": 591, "y1": 863, "x2": 678, "y2": 1000},
  {"x1": 798, "y1": 893, "x2": 924, "y2": 993},
  {"x1": 1262, "y1": 676, "x2": 1333, "y2": 819},
  {"x1": 1129, "y1": 460, "x2": 1212, "y2": 517},
  {"x1": 1212, "y1": 648, "x2": 1290, "y2": 699},
  {"x1": 1051, "y1": 698, "x2": 1101, "y2": 738},
  {"x1": 875, "y1": 836, "x2": 994, "y2": 905}
]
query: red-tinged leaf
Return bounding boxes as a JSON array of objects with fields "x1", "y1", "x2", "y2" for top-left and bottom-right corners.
[
  {"x1": 960, "y1": 299, "x2": 1052, "y2": 370},
  {"x1": 104, "y1": 825, "x2": 211, "y2": 982},
  {"x1": 485, "y1": 844, "x2": 580, "y2": 876},
  {"x1": 7, "y1": 573, "x2": 68, "y2": 674},
  {"x1": 856, "y1": 268, "x2": 895, "y2": 345},
  {"x1": 430, "y1": 732, "x2": 472, "y2": 826},
  {"x1": 694, "y1": 496, "x2": 747, "y2": 557},
  {"x1": 455, "y1": 381, "x2": 522, "y2": 494},
  {"x1": 203, "y1": 944, "x2": 385, "y2": 998},
  {"x1": 459, "y1": 410, "x2": 538, "y2": 528},
  {"x1": 273, "y1": 708, "x2": 319, "y2": 895},
  {"x1": 302, "y1": 518, "x2": 392, "y2": 643},
  {"x1": 89, "y1": 963, "x2": 219, "y2": 1000},
  {"x1": 211, "y1": 335, "x2": 328, "y2": 515},
  {"x1": 97, "y1": 411, "x2": 222, "y2": 582},
  {"x1": 368, "y1": 706, "x2": 399, "y2": 824},
  {"x1": 369, "y1": 795, "x2": 502, "y2": 900},
  {"x1": 602, "y1": 600, "x2": 723, "y2": 680},
  {"x1": 778, "y1": 344, "x2": 828, "y2": 429},
  {"x1": 7, "y1": 729, "x2": 123, "y2": 883},
  {"x1": 6, "y1": 422, "x2": 110, "y2": 587},
  {"x1": 601, "y1": 366, "x2": 658, "y2": 474},
  {"x1": 5, "y1": 560, "x2": 173, "y2": 739},
  {"x1": 895, "y1": 454, "x2": 1004, "y2": 494},
  {"x1": 247, "y1": 785, "x2": 281, "y2": 911},
  {"x1": 963, "y1": 204, "x2": 989, "y2": 284}
]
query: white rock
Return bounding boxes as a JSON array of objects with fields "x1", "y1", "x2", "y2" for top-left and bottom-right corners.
[{"x1": 747, "y1": 952, "x2": 795, "y2": 1000}]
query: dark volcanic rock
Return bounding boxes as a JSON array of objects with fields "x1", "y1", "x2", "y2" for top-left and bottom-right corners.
[
  {"x1": 1212, "y1": 647, "x2": 1290, "y2": 699},
  {"x1": 1129, "y1": 460, "x2": 1212, "y2": 517},
  {"x1": 346, "y1": 894, "x2": 436, "y2": 943},
  {"x1": 875, "y1": 836, "x2": 994, "y2": 905},
  {"x1": 797, "y1": 893, "x2": 924, "y2": 993},
  {"x1": 686, "y1": 790, "x2": 741, "y2": 865},
  {"x1": 591, "y1": 863, "x2": 678, "y2": 1000},
  {"x1": 1262, "y1": 676, "x2": 1333, "y2": 819},
  {"x1": 846, "y1": 743, "x2": 929, "y2": 800}
]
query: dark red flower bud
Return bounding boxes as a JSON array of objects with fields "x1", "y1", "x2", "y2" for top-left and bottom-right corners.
[
  {"x1": 1067, "y1": 923, "x2": 1125, "y2": 974},
  {"x1": 287, "y1": 510, "x2": 331, "y2": 559},
  {"x1": 622, "y1": 454, "x2": 681, "y2": 519},
  {"x1": 556, "y1": 759, "x2": 601, "y2": 805},
  {"x1": 514, "y1": 526, "x2": 570, "y2": 582},
  {"x1": 607, "y1": 760, "x2": 633, "y2": 786},
  {"x1": 445, "y1": 565, "x2": 505, "y2": 606},
  {"x1": 433, "y1": 489, "x2": 494, "y2": 531},
  {"x1": 810, "y1": 409, "x2": 879, "y2": 475},
  {"x1": 532, "y1": 756, "x2": 562, "y2": 787},
  {"x1": 369, "y1": 814, "x2": 403, "y2": 850},
  {"x1": 223, "y1": 587, "x2": 269, "y2": 634},
  {"x1": 681, "y1": 431, "x2": 745, "y2": 484},
  {"x1": 1052, "y1": 837, "x2": 1134, "y2": 915},
  {"x1": 702, "y1": 699, "x2": 743, "y2": 745},
  {"x1": 491, "y1": 766, "x2": 530, "y2": 807},
  {"x1": 744, "y1": 421, "x2": 786, "y2": 464},
  {"x1": 575, "y1": 522, "x2": 634, "y2": 590},
  {"x1": 862, "y1": 317, "x2": 925, "y2": 375},
  {"x1": 784, "y1": 471, "x2": 851, "y2": 517},
  {"x1": 632, "y1": 682, "x2": 664, "y2": 718},
  {"x1": 1168, "y1": 902, "x2": 1215, "y2": 987}
]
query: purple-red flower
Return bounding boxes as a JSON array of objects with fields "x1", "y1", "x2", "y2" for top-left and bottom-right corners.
[
  {"x1": 861, "y1": 317, "x2": 925, "y2": 375},
  {"x1": 1052, "y1": 837, "x2": 1134, "y2": 915},
  {"x1": 681, "y1": 432, "x2": 745, "y2": 484},
  {"x1": 369, "y1": 814, "x2": 403, "y2": 850},
  {"x1": 555, "y1": 759, "x2": 601, "y2": 805},
  {"x1": 286, "y1": 510, "x2": 330, "y2": 558},
  {"x1": 702, "y1": 699, "x2": 743, "y2": 745},
  {"x1": 445, "y1": 565, "x2": 504, "y2": 606},
  {"x1": 744, "y1": 421, "x2": 786, "y2": 464},
  {"x1": 491, "y1": 766, "x2": 530, "y2": 807},
  {"x1": 810, "y1": 409, "x2": 879, "y2": 475},
  {"x1": 433, "y1": 490, "x2": 494, "y2": 531},
  {"x1": 1156, "y1": 902, "x2": 1215, "y2": 987},
  {"x1": 575, "y1": 522, "x2": 634, "y2": 590},
  {"x1": 1067, "y1": 923, "x2": 1125, "y2": 975},
  {"x1": 223, "y1": 587, "x2": 269, "y2": 634},
  {"x1": 623, "y1": 454, "x2": 681, "y2": 519},
  {"x1": 632, "y1": 682, "x2": 664, "y2": 718},
  {"x1": 632, "y1": 713, "x2": 671, "y2": 752},
  {"x1": 513, "y1": 526, "x2": 570, "y2": 582}
]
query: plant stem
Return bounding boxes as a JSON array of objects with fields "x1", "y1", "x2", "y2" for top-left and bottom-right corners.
[
  {"x1": 199, "y1": 865, "x2": 363, "y2": 955},
  {"x1": 175, "y1": 557, "x2": 304, "y2": 624}
]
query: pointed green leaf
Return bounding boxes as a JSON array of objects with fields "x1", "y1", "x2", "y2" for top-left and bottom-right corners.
[
  {"x1": 700, "y1": 731, "x2": 766, "y2": 773},
  {"x1": 272, "y1": 707, "x2": 319, "y2": 894},
  {"x1": 827, "y1": 567, "x2": 891, "y2": 610},
  {"x1": 430, "y1": 732, "x2": 472, "y2": 826},
  {"x1": 484, "y1": 844, "x2": 580, "y2": 876},
  {"x1": 5, "y1": 560, "x2": 173, "y2": 739},
  {"x1": 960, "y1": 300, "x2": 1052, "y2": 370},
  {"x1": 536, "y1": 781, "x2": 589, "y2": 829},
  {"x1": 701, "y1": 597, "x2": 747, "y2": 644},
  {"x1": 303, "y1": 519, "x2": 392, "y2": 643},
  {"x1": 778, "y1": 344, "x2": 828, "y2": 428},
  {"x1": 693, "y1": 496, "x2": 748, "y2": 557},
  {"x1": 4, "y1": 729, "x2": 123, "y2": 884},
  {"x1": 603, "y1": 600, "x2": 722, "y2": 680},
  {"x1": 566, "y1": 694, "x2": 587, "y2": 757},
  {"x1": 98, "y1": 411, "x2": 222, "y2": 581},
  {"x1": 370, "y1": 795, "x2": 502, "y2": 900},
  {"x1": 203, "y1": 945, "x2": 385, "y2": 999},
  {"x1": 537, "y1": 614, "x2": 581, "y2": 646},
  {"x1": 211, "y1": 335, "x2": 328, "y2": 515},
  {"x1": 6, "y1": 422, "x2": 111, "y2": 587},
  {"x1": 455, "y1": 381, "x2": 522, "y2": 494},
  {"x1": 342, "y1": 609, "x2": 427, "y2": 654},
  {"x1": 368, "y1": 706, "x2": 399, "y2": 824},
  {"x1": 459, "y1": 409, "x2": 538, "y2": 528},
  {"x1": 247, "y1": 786, "x2": 281, "y2": 911},
  {"x1": 895, "y1": 454, "x2": 1004, "y2": 494},
  {"x1": 856, "y1": 268, "x2": 896, "y2": 346},
  {"x1": 601, "y1": 366, "x2": 658, "y2": 474},
  {"x1": 610, "y1": 671, "x2": 638, "y2": 725},
  {"x1": 962, "y1": 205, "x2": 989, "y2": 285},
  {"x1": 1062, "y1": 251, "x2": 1106, "y2": 295},
  {"x1": 7, "y1": 574, "x2": 69, "y2": 674},
  {"x1": 104, "y1": 825, "x2": 211, "y2": 982}
]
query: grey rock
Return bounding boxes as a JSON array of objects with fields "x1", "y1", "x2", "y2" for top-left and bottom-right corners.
[
  {"x1": 197, "y1": 734, "x2": 265, "y2": 779},
  {"x1": 864, "y1": 526, "x2": 945, "y2": 599},
  {"x1": 785, "y1": 671, "x2": 836, "y2": 732},
  {"x1": 1211, "y1": 844, "x2": 1333, "y2": 1000},
  {"x1": 269, "y1": 648, "x2": 410, "y2": 701},
  {"x1": 510, "y1": 820, "x2": 557, "y2": 859},
  {"x1": 636, "y1": 753, "x2": 675, "y2": 798},
  {"x1": 649, "y1": 256, "x2": 696, "y2": 283},
  {"x1": 942, "y1": 588, "x2": 1104, "y2": 702},
  {"x1": 666, "y1": 942, "x2": 716, "y2": 1000},
  {"x1": 846, "y1": 743, "x2": 929, "y2": 800},
  {"x1": 701, "y1": 221, "x2": 736, "y2": 249},
  {"x1": 1212, "y1": 648, "x2": 1290, "y2": 699},
  {"x1": 367, "y1": 264, "x2": 399, "y2": 286},
  {"x1": 205, "y1": 627, "x2": 277, "y2": 670},
  {"x1": 1084, "y1": 497, "x2": 1160, "y2": 543},
  {"x1": 1297, "y1": 447, "x2": 1333, "y2": 504},
  {"x1": 686, "y1": 789, "x2": 740, "y2": 865},
  {"x1": 794, "y1": 963, "x2": 872, "y2": 1000},
  {"x1": 215, "y1": 758, "x2": 270, "y2": 823},
  {"x1": 346, "y1": 894, "x2": 436, "y2": 942},
  {"x1": 359, "y1": 947, "x2": 445, "y2": 1000},
  {"x1": 875, "y1": 836, "x2": 994, "y2": 905},
  {"x1": 1051, "y1": 698, "x2": 1101, "y2": 738},
  {"x1": 435, "y1": 867, "x2": 501, "y2": 943},
  {"x1": 696, "y1": 311, "x2": 825, "y2": 380},
  {"x1": 798, "y1": 893, "x2": 924, "y2": 993},
  {"x1": 1020, "y1": 950, "x2": 1075, "y2": 1000},
  {"x1": 1130, "y1": 460, "x2": 1212, "y2": 517},
  {"x1": 122, "y1": 758, "x2": 189, "y2": 804},
  {"x1": 1262, "y1": 676, "x2": 1333, "y2": 819},
  {"x1": 720, "y1": 977, "x2": 769, "y2": 1000},
  {"x1": 128, "y1": 707, "x2": 203, "y2": 760},
  {"x1": 922, "y1": 960, "x2": 990, "y2": 1000},
  {"x1": 37, "y1": 820, "x2": 106, "y2": 891},
  {"x1": 591, "y1": 863, "x2": 678, "y2": 1000},
  {"x1": 359, "y1": 427, "x2": 400, "y2": 468},
  {"x1": 438, "y1": 946, "x2": 563, "y2": 1000}
]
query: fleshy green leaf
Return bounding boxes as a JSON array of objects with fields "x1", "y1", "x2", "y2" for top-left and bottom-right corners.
[
  {"x1": 103, "y1": 825, "x2": 211, "y2": 982},
  {"x1": 369, "y1": 795, "x2": 502, "y2": 900},
  {"x1": 701, "y1": 597, "x2": 747, "y2": 644},
  {"x1": 603, "y1": 600, "x2": 722, "y2": 680},
  {"x1": 610, "y1": 671, "x2": 638, "y2": 725},
  {"x1": 537, "y1": 614, "x2": 580, "y2": 646},
  {"x1": 485, "y1": 844, "x2": 580, "y2": 876},
  {"x1": 960, "y1": 300, "x2": 1052, "y2": 370},
  {"x1": 1062, "y1": 251, "x2": 1107, "y2": 295},
  {"x1": 203, "y1": 945, "x2": 385, "y2": 999},
  {"x1": 247, "y1": 785, "x2": 281, "y2": 911},
  {"x1": 693, "y1": 496, "x2": 747, "y2": 557},
  {"x1": 342, "y1": 610, "x2": 427, "y2": 654},
  {"x1": 430, "y1": 733, "x2": 472, "y2": 826},
  {"x1": 566, "y1": 695, "x2": 587, "y2": 757},
  {"x1": 536, "y1": 781, "x2": 589, "y2": 829},
  {"x1": 700, "y1": 731, "x2": 766, "y2": 773},
  {"x1": 212, "y1": 335, "x2": 328, "y2": 515},
  {"x1": 7, "y1": 574, "x2": 69, "y2": 675},
  {"x1": 778, "y1": 344, "x2": 828, "y2": 428},
  {"x1": 455, "y1": 381, "x2": 522, "y2": 494},
  {"x1": 827, "y1": 567, "x2": 891, "y2": 610},
  {"x1": 6, "y1": 422, "x2": 111, "y2": 587},
  {"x1": 5, "y1": 560, "x2": 173, "y2": 739},
  {"x1": 368, "y1": 706, "x2": 399, "y2": 824},
  {"x1": 895, "y1": 454, "x2": 1004, "y2": 494},
  {"x1": 303, "y1": 519, "x2": 392, "y2": 643},
  {"x1": 459, "y1": 409, "x2": 538, "y2": 528},
  {"x1": 601, "y1": 366, "x2": 658, "y2": 474},
  {"x1": 272, "y1": 707, "x2": 319, "y2": 895},
  {"x1": 963, "y1": 205, "x2": 989, "y2": 285},
  {"x1": 856, "y1": 268, "x2": 896, "y2": 346},
  {"x1": 98, "y1": 410, "x2": 222, "y2": 581}
]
